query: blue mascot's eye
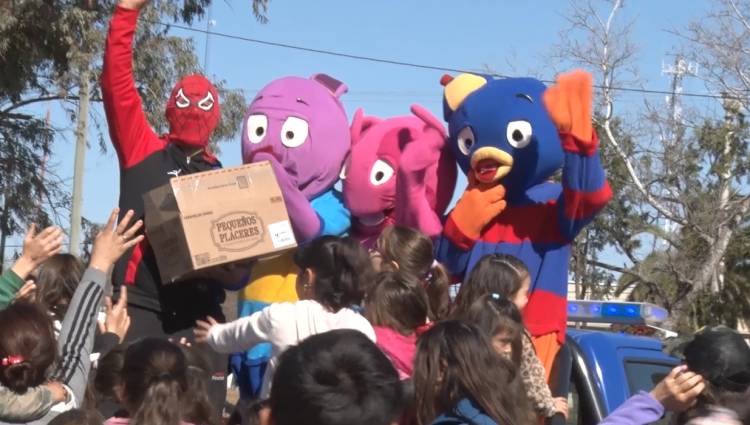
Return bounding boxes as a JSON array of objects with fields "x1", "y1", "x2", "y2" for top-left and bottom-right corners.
[
  {"x1": 506, "y1": 120, "x2": 533, "y2": 149},
  {"x1": 457, "y1": 127, "x2": 475, "y2": 156}
]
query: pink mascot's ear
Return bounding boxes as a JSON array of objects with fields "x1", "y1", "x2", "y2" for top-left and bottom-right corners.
[
  {"x1": 311, "y1": 73, "x2": 348, "y2": 98},
  {"x1": 350, "y1": 108, "x2": 382, "y2": 146}
]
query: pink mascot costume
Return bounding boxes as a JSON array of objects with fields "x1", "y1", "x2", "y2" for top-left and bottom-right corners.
[{"x1": 343, "y1": 104, "x2": 456, "y2": 246}]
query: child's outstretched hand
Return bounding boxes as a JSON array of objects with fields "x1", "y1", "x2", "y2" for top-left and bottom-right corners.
[
  {"x1": 99, "y1": 286, "x2": 131, "y2": 343},
  {"x1": 194, "y1": 316, "x2": 220, "y2": 344},
  {"x1": 650, "y1": 365, "x2": 706, "y2": 412},
  {"x1": 12, "y1": 224, "x2": 64, "y2": 279},
  {"x1": 89, "y1": 209, "x2": 144, "y2": 273}
]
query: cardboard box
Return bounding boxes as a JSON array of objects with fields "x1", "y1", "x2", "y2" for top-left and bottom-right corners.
[{"x1": 143, "y1": 161, "x2": 297, "y2": 284}]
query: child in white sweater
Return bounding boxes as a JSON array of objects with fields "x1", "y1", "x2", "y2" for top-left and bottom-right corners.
[{"x1": 194, "y1": 236, "x2": 376, "y2": 400}]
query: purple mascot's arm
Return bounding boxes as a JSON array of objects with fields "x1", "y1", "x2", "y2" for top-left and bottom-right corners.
[
  {"x1": 255, "y1": 152, "x2": 322, "y2": 242},
  {"x1": 395, "y1": 105, "x2": 451, "y2": 239}
]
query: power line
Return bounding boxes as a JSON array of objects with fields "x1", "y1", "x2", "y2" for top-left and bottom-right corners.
[{"x1": 152, "y1": 20, "x2": 747, "y2": 101}]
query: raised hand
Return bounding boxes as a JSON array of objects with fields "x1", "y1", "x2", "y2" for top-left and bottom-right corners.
[
  {"x1": 12, "y1": 224, "x2": 64, "y2": 279},
  {"x1": 649, "y1": 365, "x2": 706, "y2": 412},
  {"x1": 448, "y1": 171, "x2": 507, "y2": 240},
  {"x1": 88, "y1": 209, "x2": 144, "y2": 273},
  {"x1": 400, "y1": 104, "x2": 448, "y2": 173},
  {"x1": 395, "y1": 105, "x2": 457, "y2": 239},
  {"x1": 194, "y1": 316, "x2": 220, "y2": 344},
  {"x1": 99, "y1": 286, "x2": 131, "y2": 343},
  {"x1": 543, "y1": 69, "x2": 595, "y2": 150},
  {"x1": 118, "y1": 0, "x2": 148, "y2": 10}
]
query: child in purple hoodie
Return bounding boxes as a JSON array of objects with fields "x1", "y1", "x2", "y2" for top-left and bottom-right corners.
[
  {"x1": 598, "y1": 365, "x2": 705, "y2": 424},
  {"x1": 601, "y1": 325, "x2": 750, "y2": 425}
]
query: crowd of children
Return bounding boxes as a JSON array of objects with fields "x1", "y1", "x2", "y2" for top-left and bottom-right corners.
[
  {"x1": 0, "y1": 219, "x2": 748, "y2": 425},
  {"x1": 9, "y1": 0, "x2": 731, "y2": 423}
]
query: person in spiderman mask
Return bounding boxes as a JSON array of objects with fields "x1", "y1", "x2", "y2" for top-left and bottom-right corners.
[{"x1": 101, "y1": 0, "x2": 243, "y2": 413}]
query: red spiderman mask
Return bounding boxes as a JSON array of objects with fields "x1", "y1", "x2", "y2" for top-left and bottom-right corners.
[{"x1": 165, "y1": 74, "x2": 220, "y2": 147}]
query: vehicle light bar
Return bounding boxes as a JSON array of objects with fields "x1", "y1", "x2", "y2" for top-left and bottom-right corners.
[{"x1": 567, "y1": 300, "x2": 668, "y2": 325}]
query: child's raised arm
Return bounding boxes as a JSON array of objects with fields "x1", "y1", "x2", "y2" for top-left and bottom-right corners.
[
  {"x1": 0, "y1": 224, "x2": 63, "y2": 310},
  {"x1": 195, "y1": 305, "x2": 281, "y2": 354},
  {"x1": 51, "y1": 209, "x2": 143, "y2": 406}
]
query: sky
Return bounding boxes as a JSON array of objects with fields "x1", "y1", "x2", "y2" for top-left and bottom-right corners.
[{"x1": 10, "y1": 0, "x2": 717, "y2": 267}]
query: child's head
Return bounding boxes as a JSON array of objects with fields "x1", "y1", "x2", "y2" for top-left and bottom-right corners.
[
  {"x1": 365, "y1": 270, "x2": 429, "y2": 336},
  {"x1": 48, "y1": 408, "x2": 104, "y2": 425},
  {"x1": 675, "y1": 327, "x2": 750, "y2": 425},
  {"x1": 453, "y1": 294, "x2": 524, "y2": 367},
  {"x1": 93, "y1": 345, "x2": 125, "y2": 402},
  {"x1": 266, "y1": 329, "x2": 404, "y2": 425},
  {"x1": 34, "y1": 253, "x2": 85, "y2": 321},
  {"x1": 119, "y1": 337, "x2": 189, "y2": 425},
  {"x1": 0, "y1": 301, "x2": 57, "y2": 393},
  {"x1": 293, "y1": 235, "x2": 373, "y2": 311},
  {"x1": 413, "y1": 320, "x2": 520, "y2": 425},
  {"x1": 178, "y1": 343, "x2": 220, "y2": 425},
  {"x1": 373, "y1": 225, "x2": 451, "y2": 320},
  {"x1": 454, "y1": 253, "x2": 530, "y2": 314}
]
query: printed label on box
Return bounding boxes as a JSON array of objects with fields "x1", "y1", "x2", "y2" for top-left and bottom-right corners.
[
  {"x1": 210, "y1": 212, "x2": 265, "y2": 252},
  {"x1": 268, "y1": 220, "x2": 295, "y2": 249}
]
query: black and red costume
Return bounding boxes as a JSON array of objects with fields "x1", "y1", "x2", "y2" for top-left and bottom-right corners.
[{"x1": 101, "y1": 5, "x2": 227, "y2": 408}]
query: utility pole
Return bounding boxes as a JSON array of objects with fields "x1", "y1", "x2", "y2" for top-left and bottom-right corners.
[
  {"x1": 203, "y1": 5, "x2": 216, "y2": 75},
  {"x1": 662, "y1": 56, "x2": 697, "y2": 146},
  {"x1": 652, "y1": 56, "x2": 697, "y2": 251},
  {"x1": 70, "y1": 70, "x2": 91, "y2": 256},
  {"x1": 39, "y1": 109, "x2": 51, "y2": 216}
]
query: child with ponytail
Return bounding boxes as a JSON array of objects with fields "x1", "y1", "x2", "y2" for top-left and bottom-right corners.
[
  {"x1": 365, "y1": 270, "x2": 431, "y2": 379},
  {"x1": 454, "y1": 293, "x2": 525, "y2": 368},
  {"x1": 195, "y1": 236, "x2": 376, "y2": 400},
  {"x1": 451, "y1": 254, "x2": 568, "y2": 421},
  {"x1": 104, "y1": 338, "x2": 193, "y2": 425},
  {"x1": 370, "y1": 225, "x2": 450, "y2": 321}
]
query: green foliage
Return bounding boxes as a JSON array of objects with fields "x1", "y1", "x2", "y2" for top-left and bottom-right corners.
[{"x1": 0, "y1": 117, "x2": 70, "y2": 238}]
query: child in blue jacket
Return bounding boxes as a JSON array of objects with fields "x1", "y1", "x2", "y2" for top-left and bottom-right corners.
[{"x1": 413, "y1": 320, "x2": 526, "y2": 425}]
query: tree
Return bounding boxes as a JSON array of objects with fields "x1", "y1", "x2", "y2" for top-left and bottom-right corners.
[
  {"x1": 554, "y1": 0, "x2": 750, "y2": 332},
  {"x1": 0, "y1": 116, "x2": 70, "y2": 270},
  {"x1": 0, "y1": 0, "x2": 267, "y2": 261}
]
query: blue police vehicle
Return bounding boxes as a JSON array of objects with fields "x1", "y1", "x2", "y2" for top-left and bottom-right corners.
[{"x1": 547, "y1": 300, "x2": 679, "y2": 425}]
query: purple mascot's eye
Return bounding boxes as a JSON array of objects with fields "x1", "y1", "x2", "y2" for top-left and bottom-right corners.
[
  {"x1": 246, "y1": 114, "x2": 268, "y2": 144},
  {"x1": 280, "y1": 117, "x2": 309, "y2": 148}
]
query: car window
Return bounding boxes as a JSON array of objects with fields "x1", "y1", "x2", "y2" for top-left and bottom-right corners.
[
  {"x1": 624, "y1": 360, "x2": 673, "y2": 425},
  {"x1": 624, "y1": 361, "x2": 671, "y2": 394}
]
